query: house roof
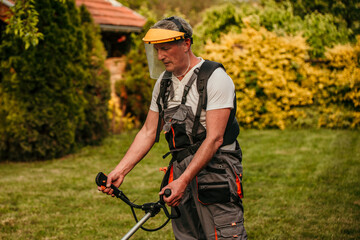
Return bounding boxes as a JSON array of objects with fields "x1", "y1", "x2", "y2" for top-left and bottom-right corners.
[
  {"x1": 76, "y1": 0, "x2": 146, "y2": 33},
  {"x1": 0, "y1": 0, "x2": 14, "y2": 22}
]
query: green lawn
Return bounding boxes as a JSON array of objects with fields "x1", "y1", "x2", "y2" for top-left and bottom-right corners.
[{"x1": 0, "y1": 129, "x2": 359, "y2": 239}]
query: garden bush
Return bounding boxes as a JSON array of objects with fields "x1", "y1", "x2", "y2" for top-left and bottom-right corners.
[
  {"x1": 76, "y1": 5, "x2": 111, "y2": 145},
  {"x1": 0, "y1": 0, "x2": 110, "y2": 161},
  {"x1": 307, "y1": 36, "x2": 360, "y2": 128},
  {"x1": 203, "y1": 25, "x2": 313, "y2": 129},
  {"x1": 203, "y1": 24, "x2": 360, "y2": 129},
  {"x1": 195, "y1": 1, "x2": 352, "y2": 58}
]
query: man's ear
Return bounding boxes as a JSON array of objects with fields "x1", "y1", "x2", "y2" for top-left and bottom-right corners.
[{"x1": 183, "y1": 38, "x2": 191, "y2": 52}]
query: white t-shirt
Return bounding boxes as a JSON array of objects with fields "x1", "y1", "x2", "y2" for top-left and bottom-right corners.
[{"x1": 150, "y1": 58, "x2": 235, "y2": 130}]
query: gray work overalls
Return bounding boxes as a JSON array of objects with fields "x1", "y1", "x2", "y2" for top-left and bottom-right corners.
[{"x1": 158, "y1": 63, "x2": 247, "y2": 240}]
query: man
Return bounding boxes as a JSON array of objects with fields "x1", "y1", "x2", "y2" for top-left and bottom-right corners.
[{"x1": 99, "y1": 16, "x2": 247, "y2": 239}]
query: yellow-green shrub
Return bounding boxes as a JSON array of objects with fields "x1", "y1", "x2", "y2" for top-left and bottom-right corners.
[
  {"x1": 107, "y1": 98, "x2": 137, "y2": 133},
  {"x1": 203, "y1": 25, "x2": 360, "y2": 129},
  {"x1": 310, "y1": 36, "x2": 360, "y2": 128},
  {"x1": 204, "y1": 25, "x2": 313, "y2": 129}
]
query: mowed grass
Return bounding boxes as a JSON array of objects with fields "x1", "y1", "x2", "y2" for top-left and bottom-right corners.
[{"x1": 0, "y1": 129, "x2": 359, "y2": 239}]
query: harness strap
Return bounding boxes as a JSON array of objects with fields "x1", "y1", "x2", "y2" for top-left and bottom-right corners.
[
  {"x1": 162, "y1": 140, "x2": 203, "y2": 162},
  {"x1": 181, "y1": 68, "x2": 199, "y2": 104},
  {"x1": 155, "y1": 60, "x2": 239, "y2": 146},
  {"x1": 192, "y1": 61, "x2": 224, "y2": 139},
  {"x1": 155, "y1": 72, "x2": 172, "y2": 142}
]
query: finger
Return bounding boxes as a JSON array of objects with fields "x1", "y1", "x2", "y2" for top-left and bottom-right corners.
[
  {"x1": 102, "y1": 186, "x2": 111, "y2": 193},
  {"x1": 107, "y1": 189, "x2": 114, "y2": 195},
  {"x1": 163, "y1": 194, "x2": 173, "y2": 203},
  {"x1": 170, "y1": 196, "x2": 182, "y2": 206},
  {"x1": 168, "y1": 200, "x2": 180, "y2": 207},
  {"x1": 159, "y1": 189, "x2": 164, "y2": 195},
  {"x1": 106, "y1": 175, "x2": 113, "y2": 188}
]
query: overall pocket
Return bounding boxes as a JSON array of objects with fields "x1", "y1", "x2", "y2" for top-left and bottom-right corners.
[
  {"x1": 198, "y1": 181, "x2": 230, "y2": 204},
  {"x1": 215, "y1": 149, "x2": 244, "y2": 200},
  {"x1": 214, "y1": 213, "x2": 245, "y2": 239},
  {"x1": 165, "y1": 123, "x2": 190, "y2": 149},
  {"x1": 196, "y1": 162, "x2": 231, "y2": 205}
]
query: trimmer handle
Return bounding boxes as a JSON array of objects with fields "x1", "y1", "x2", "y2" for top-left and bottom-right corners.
[
  {"x1": 160, "y1": 188, "x2": 181, "y2": 219},
  {"x1": 161, "y1": 189, "x2": 172, "y2": 200},
  {"x1": 96, "y1": 172, "x2": 180, "y2": 219},
  {"x1": 95, "y1": 172, "x2": 121, "y2": 197}
]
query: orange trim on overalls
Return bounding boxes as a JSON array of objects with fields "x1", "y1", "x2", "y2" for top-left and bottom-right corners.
[
  {"x1": 171, "y1": 126, "x2": 176, "y2": 148},
  {"x1": 214, "y1": 226, "x2": 218, "y2": 240},
  {"x1": 169, "y1": 165, "x2": 174, "y2": 183},
  {"x1": 234, "y1": 170, "x2": 243, "y2": 199}
]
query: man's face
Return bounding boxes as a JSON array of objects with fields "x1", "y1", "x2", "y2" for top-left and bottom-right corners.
[{"x1": 154, "y1": 41, "x2": 188, "y2": 75}]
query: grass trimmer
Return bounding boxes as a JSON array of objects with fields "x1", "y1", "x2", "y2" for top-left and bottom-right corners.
[{"x1": 95, "y1": 172, "x2": 180, "y2": 240}]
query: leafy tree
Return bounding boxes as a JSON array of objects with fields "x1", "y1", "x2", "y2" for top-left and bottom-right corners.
[
  {"x1": 279, "y1": 0, "x2": 360, "y2": 36},
  {"x1": 0, "y1": 0, "x2": 109, "y2": 161},
  {"x1": 76, "y1": 5, "x2": 110, "y2": 145},
  {"x1": 4, "y1": 0, "x2": 66, "y2": 49},
  {"x1": 302, "y1": 12, "x2": 350, "y2": 58},
  {"x1": 196, "y1": 1, "x2": 352, "y2": 58},
  {"x1": 258, "y1": 1, "x2": 351, "y2": 57},
  {"x1": 4, "y1": 0, "x2": 43, "y2": 49},
  {"x1": 117, "y1": 0, "x2": 224, "y2": 25},
  {"x1": 195, "y1": 4, "x2": 245, "y2": 44},
  {"x1": 257, "y1": 1, "x2": 303, "y2": 35}
]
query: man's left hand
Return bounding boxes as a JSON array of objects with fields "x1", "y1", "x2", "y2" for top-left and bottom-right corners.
[{"x1": 159, "y1": 178, "x2": 187, "y2": 207}]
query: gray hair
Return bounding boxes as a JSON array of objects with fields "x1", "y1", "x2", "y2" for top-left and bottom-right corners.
[{"x1": 151, "y1": 16, "x2": 193, "y2": 39}]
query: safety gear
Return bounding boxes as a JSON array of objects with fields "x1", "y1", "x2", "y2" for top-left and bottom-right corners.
[
  {"x1": 144, "y1": 43, "x2": 166, "y2": 79},
  {"x1": 143, "y1": 29, "x2": 185, "y2": 79},
  {"x1": 157, "y1": 60, "x2": 246, "y2": 239},
  {"x1": 143, "y1": 29, "x2": 186, "y2": 44},
  {"x1": 142, "y1": 16, "x2": 192, "y2": 79},
  {"x1": 143, "y1": 29, "x2": 187, "y2": 79},
  {"x1": 154, "y1": 60, "x2": 240, "y2": 146}
]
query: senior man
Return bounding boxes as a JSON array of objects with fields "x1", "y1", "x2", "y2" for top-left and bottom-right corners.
[{"x1": 99, "y1": 16, "x2": 247, "y2": 240}]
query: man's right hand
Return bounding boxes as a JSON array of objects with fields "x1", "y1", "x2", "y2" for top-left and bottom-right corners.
[{"x1": 97, "y1": 169, "x2": 125, "y2": 197}]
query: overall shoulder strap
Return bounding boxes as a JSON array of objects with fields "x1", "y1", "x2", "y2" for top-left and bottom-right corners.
[
  {"x1": 181, "y1": 68, "x2": 199, "y2": 105},
  {"x1": 197, "y1": 60, "x2": 225, "y2": 110},
  {"x1": 155, "y1": 71, "x2": 172, "y2": 143},
  {"x1": 192, "y1": 60, "x2": 225, "y2": 138}
]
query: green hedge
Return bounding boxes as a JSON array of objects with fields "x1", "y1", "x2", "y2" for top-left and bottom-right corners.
[
  {"x1": 0, "y1": 0, "x2": 110, "y2": 161},
  {"x1": 76, "y1": 5, "x2": 110, "y2": 145}
]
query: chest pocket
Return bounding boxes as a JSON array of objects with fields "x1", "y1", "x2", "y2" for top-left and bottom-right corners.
[
  {"x1": 162, "y1": 70, "x2": 206, "y2": 150},
  {"x1": 163, "y1": 105, "x2": 202, "y2": 150}
]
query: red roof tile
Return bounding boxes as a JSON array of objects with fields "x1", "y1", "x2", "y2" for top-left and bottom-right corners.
[
  {"x1": 0, "y1": 0, "x2": 14, "y2": 22},
  {"x1": 76, "y1": 0, "x2": 146, "y2": 32}
]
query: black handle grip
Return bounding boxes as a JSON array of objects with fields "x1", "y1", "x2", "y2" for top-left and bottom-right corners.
[
  {"x1": 160, "y1": 188, "x2": 171, "y2": 205},
  {"x1": 164, "y1": 189, "x2": 171, "y2": 197},
  {"x1": 159, "y1": 188, "x2": 181, "y2": 219},
  {"x1": 95, "y1": 172, "x2": 121, "y2": 196}
]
